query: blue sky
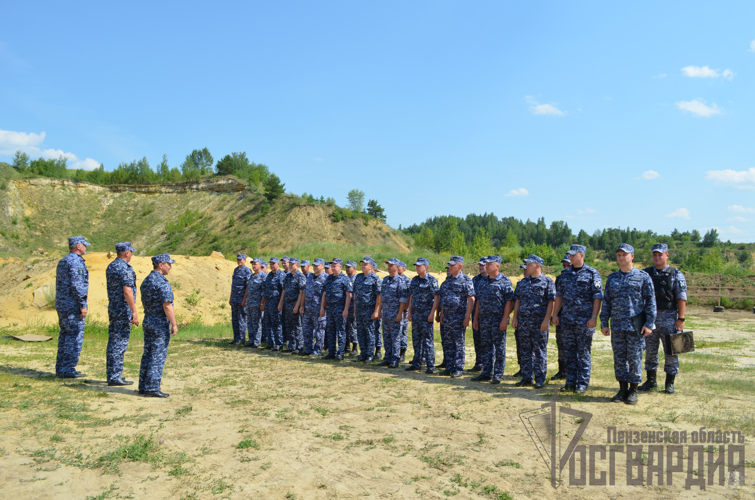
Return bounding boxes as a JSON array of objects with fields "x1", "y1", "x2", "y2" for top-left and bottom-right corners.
[{"x1": 2, "y1": 2, "x2": 755, "y2": 242}]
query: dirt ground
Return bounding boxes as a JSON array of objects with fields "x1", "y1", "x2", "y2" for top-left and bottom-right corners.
[{"x1": 0, "y1": 307, "x2": 753, "y2": 499}]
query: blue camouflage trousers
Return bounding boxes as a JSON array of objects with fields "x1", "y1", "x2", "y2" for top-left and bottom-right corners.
[
  {"x1": 264, "y1": 302, "x2": 283, "y2": 347},
  {"x1": 346, "y1": 313, "x2": 358, "y2": 347},
  {"x1": 514, "y1": 328, "x2": 522, "y2": 367},
  {"x1": 480, "y1": 315, "x2": 507, "y2": 379},
  {"x1": 555, "y1": 323, "x2": 565, "y2": 363},
  {"x1": 245, "y1": 304, "x2": 264, "y2": 345},
  {"x1": 612, "y1": 329, "x2": 645, "y2": 384},
  {"x1": 374, "y1": 319, "x2": 382, "y2": 349},
  {"x1": 400, "y1": 313, "x2": 409, "y2": 350},
  {"x1": 382, "y1": 308, "x2": 402, "y2": 363},
  {"x1": 326, "y1": 307, "x2": 347, "y2": 356},
  {"x1": 303, "y1": 308, "x2": 326, "y2": 355},
  {"x1": 139, "y1": 317, "x2": 171, "y2": 392},
  {"x1": 439, "y1": 322, "x2": 448, "y2": 362},
  {"x1": 644, "y1": 310, "x2": 680, "y2": 375},
  {"x1": 231, "y1": 303, "x2": 247, "y2": 343},
  {"x1": 518, "y1": 315, "x2": 548, "y2": 384},
  {"x1": 472, "y1": 327, "x2": 481, "y2": 366},
  {"x1": 443, "y1": 311, "x2": 467, "y2": 373},
  {"x1": 283, "y1": 305, "x2": 303, "y2": 352},
  {"x1": 107, "y1": 308, "x2": 132, "y2": 382},
  {"x1": 409, "y1": 311, "x2": 435, "y2": 369},
  {"x1": 56, "y1": 310, "x2": 85, "y2": 376},
  {"x1": 356, "y1": 307, "x2": 376, "y2": 360},
  {"x1": 562, "y1": 323, "x2": 594, "y2": 389}
]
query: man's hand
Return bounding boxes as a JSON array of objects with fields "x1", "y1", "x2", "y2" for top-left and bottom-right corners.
[
  {"x1": 241, "y1": 300, "x2": 246, "y2": 308},
  {"x1": 426, "y1": 313, "x2": 434, "y2": 323},
  {"x1": 540, "y1": 320, "x2": 549, "y2": 332},
  {"x1": 80, "y1": 307, "x2": 88, "y2": 318},
  {"x1": 260, "y1": 303, "x2": 264, "y2": 312},
  {"x1": 130, "y1": 311, "x2": 139, "y2": 326},
  {"x1": 498, "y1": 319, "x2": 508, "y2": 331},
  {"x1": 462, "y1": 315, "x2": 470, "y2": 328},
  {"x1": 320, "y1": 308, "x2": 325, "y2": 318},
  {"x1": 511, "y1": 318, "x2": 518, "y2": 329},
  {"x1": 551, "y1": 317, "x2": 560, "y2": 327},
  {"x1": 586, "y1": 318, "x2": 597, "y2": 328},
  {"x1": 473, "y1": 318, "x2": 479, "y2": 331},
  {"x1": 641, "y1": 326, "x2": 653, "y2": 337},
  {"x1": 407, "y1": 311, "x2": 412, "y2": 322},
  {"x1": 394, "y1": 313, "x2": 402, "y2": 323},
  {"x1": 277, "y1": 304, "x2": 282, "y2": 312},
  {"x1": 293, "y1": 305, "x2": 299, "y2": 314},
  {"x1": 342, "y1": 309, "x2": 349, "y2": 319},
  {"x1": 674, "y1": 320, "x2": 684, "y2": 332},
  {"x1": 601, "y1": 327, "x2": 610, "y2": 336},
  {"x1": 371, "y1": 311, "x2": 379, "y2": 320},
  {"x1": 171, "y1": 324, "x2": 178, "y2": 336}
]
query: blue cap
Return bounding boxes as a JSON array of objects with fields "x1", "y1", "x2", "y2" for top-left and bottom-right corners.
[
  {"x1": 313, "y1": 258, "x2": 325, "y2": 266},
  {"x1": 414, "y1": 257, "x2": 430, "y2": 266},
  {"x1": 300, "y1": 259, "x2": 310, "y2": 266},
  {"x1": 568, "y1": 244, "x2": 586, "y2": 255},
  {"x1": 261, "y1": 261, "x2": 268, "y2": 267},
  {"x1": 652, "y1": 243, "x2": 668, "y2": 253},
  {"x1": 562, "y1": 253, "x2": 571, "y2": 262},
  {"x1": 324, "y1": 262, "x2": 331, "y2": 268},
  {"x1": 445, "y1": 263, "x2": 450, "y2": 269},
  {"x1": 151, "y1": 253, "x2": 176, "y2": 266},
  {"x1": 289, "y1": 257, "x2": 300, "y2": 264},
  {"x1": 520, "y1": 264, "x2": 526, "y2": 269},
  {"x1": 115, "y1": 242, "x2": 136, "y2": 253},
  {"x1": 478, "y1": 256, "x2": 488, "y2": 265},
  {"x1": 237, "y1": 254, "x2": 247, "y2": 260},
  {"x1": 282, "y1": 256, "x2": 290, "y2": 262},
  {"x1": 345, "y1": 260, "x2": 357, "y2": 268},
  {"x1": 269, "y1": 257, "x2": 280, "y2": 264},
  {"x1": 524, "y1": 254, "x2": 544, "y2": 266},
  {"x1": 68, "y1": 236, "x2": 90, "y2": 247},
  {"x1": 617, "y1": 243, "x2": 635, "y2": 254},
  {"x1": 360, "y1": 256, "x2": 376, "y2": 266},
  {"x1": 331, "y1": 257, "x2": 344, "y2": 266},
  {"x1": 385, "y1": 257, "x2": 401, "y2": 266},
  {"x1": 448, "y1": 256, "x2": 464, "y2": 265},
  {"x1": 486, "y1": 255, "x2": 502, "y2": 264},
  {"x1": 251, "y1": 257, "x2": 263, "y2": 264}
]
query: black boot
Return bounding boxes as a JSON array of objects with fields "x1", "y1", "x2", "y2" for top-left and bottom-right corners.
[
  {"x1": 438, "y1": 360, "x2": 447, "y2": 369},
  {"x1": 374, "y1": 347, "x2": 382, "y2": 360},
  {"x1": 611, "y1": 381, "x2": 628, "y2": 403},
  {"x1": 352, "y1": 343, "x2": 359, "y2": 357},
  {"x1": 638, "y1": 370, "x2": 657, "y2": 392},
  {"x1": 512, "y1": 368, "x2": 521, "y2": 377},
  {"x1": 625, "y1": 383, "x2": 638, "y2": 405},
  {"x1": 399, "y1": 348, "x2": 406, "y2": 362},
  {"x1": 664, "y1": 374, "x2": 676, "y2": 394},
  {"x1": 550, "y1": 361, "x2": 565, "y2": 380}
]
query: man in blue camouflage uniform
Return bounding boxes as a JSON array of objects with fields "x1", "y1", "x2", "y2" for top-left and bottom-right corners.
[
  {"x1": 472, "y1": 255, "x2": 514, "y2": 384},
  {"x1": 371, "y1": 262, "x2": 384, "y2": 359},
  {"x1": 320, "y1": 258, "x2": 353, "y2": 360},
  {"x1": 242, "y1": 258, "x2": 267, "y2": 348},
  {"x1": 106, "y1": 242, "x2": 138, "y2": 386},
  {"x1": 440, "y1": 256, "x2": 475, "y2": 378},
  {"x1": 280, "y1": 257, "x2": 307, "y2": 354},
  {"x1": 138, "y1": 253, "x2": 178, "y2": 398},
  {"x1": 552, "y1": 244, "x2": 604, "y2": 394},
  {"x1": 378, "y1": 258, "x2": 406, "y2": 368},
  {"x1": 512, "y1": 254, "x2": 555, "y2": 388},
  {"x1": 639, "y1": 243, "x2": 687, "y2": 394},
  {"x1": 397, "y1": 261, "x2": 411, "y2": 362},
  {"x1": 55, "y1": 236, "x2": 91, "y2": 378},
  {"x1": 401, "y1": 258, "x2": 440, "y2": 374},
  {"x1": 601, "y1": 243, "x2": 657, "y2": 405},
  {"x1": 352, "y1": 257, "x2": 382, "y2": 362},
  {"x1": 262, "y1": 257, "x2": 286, "y2": 351},
  {"x1": 301, "y1": 259, "x2": 311, "y2": 277},
  {"x1": 512, "y1": 262, "x2": 528, "y2": 378},
  {"x1": 469, "y1": 257, "x2": 488, "y2": 372},
  {"x1": 344, "y1": 260, "x2": 359, "y2": 356},
  {"x1": 279, "y1": 257, "x2": 291, "y2": 349},
  {"x1": 437, "y1": 263, "x2": 451, "y2": 370},
  {"x1": 303, "y1": 259, "x2": 329, "y2": 357},
  {"x1": 229, "y1": 254, "x2": 252, "y2": 344},
  {"x1": 550, "y1": 253, "x2": 572, "y2": 380}
]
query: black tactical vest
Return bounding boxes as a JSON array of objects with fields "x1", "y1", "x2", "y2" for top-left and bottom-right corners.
[{"x1": 644, "y1": 266, "x2": 676, "y2": 310}]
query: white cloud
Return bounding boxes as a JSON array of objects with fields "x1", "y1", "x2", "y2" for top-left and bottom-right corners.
[
  {"x1": 71, "y1": 158, "x2": 100, "y2": 171},
  {"x1": 707, "y1": 169, "x2": 755, "y2": 185},
  {"x1": 750, "y1": 40, "x2": 755, "y2": 52},
  {"x1": 640, "y1": 170, "x2": 661, "y2": 180},
  {"x1": 0, "y1": 129, "x2": 46, "y2": 149},
  {"x1": 724, "y1": 226, "x2": 743, "y2": 234},
  {"x1": 681, "y1": 65, "x2": 734, "y2": 80},
  {"x1": 722, "y1": 69, "x2": 735, "y2": 81},
  {"x1": 524, "y1": 96, "x2": 564, "y2": 116},
  {"x1": 666, "y1": 208, "x2": 690, "y2": 219},
  {"x1": 728, "y1": 217, "x2": 751, "y2": 222},
  {"x1": 676, "y1": 98, "x2": 722, "y2": 117},
  {"x1": 576, "y1": 208, "x2": 595, "y2": 214},
  {"x1": 504, "y1": 188, "x2": 529, "y2": 197},
  {"x1": 728, "y1": 205, "x2": 755, "y2": 213},
  {"x1": 653, "y1": 73, "x2": 668, "y2": 79}
]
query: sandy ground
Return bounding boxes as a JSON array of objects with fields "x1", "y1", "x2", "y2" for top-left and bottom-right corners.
[{"x1": 0, "y1": 307, "x2": 753, "y2": 499}]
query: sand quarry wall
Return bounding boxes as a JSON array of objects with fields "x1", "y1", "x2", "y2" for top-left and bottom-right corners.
[{"x1": 0, "y1": 252, "x2": 544, "y2": 329}]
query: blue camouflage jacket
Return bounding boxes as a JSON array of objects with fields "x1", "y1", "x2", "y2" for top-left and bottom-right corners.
[
  {"x1": 353, "y1": 272, "x2": 382, "y2": 310},
  {"x1": 380, "y1": 274, "x2": 406, "y2": 313},
  {"x1": 441, "y1": 272, "x2": 475, "y2": 314},
  {"x1": 514, "y1": 274, "x2": 556, "y2": 318},
  {"x1": 245, "y1": 271, "x2": 268, "y2": 307},
  {"x1": 402, "y1": 274, "x2": 440, "y2": 313},
  {"x1": 106, "y1": 257, "x2": 136, "y2": 313},
  {"x1": 264, "y1": 270, "x2": 286, "y2": 301},
  {"x1": 324, "y1": 273, "x2": 353, "y2": 309},
  {"x1": 283, "y1": 270, "x2": 307, "y2": 305},
  {"x1": 55, "y1": 252, "x2": 89, "y2": 312},
  {"x1": 600, "y1": 268, "x2": 657, "y2": 332},
  {"x1": 304, "y1": 272, "x2": 328, "y2": 310},
  {"x1": 476, "y1": 272, "x2": 514, "y2": 316},
  {"x1": 231, "y1": 265, "x2": 253, "y2": 304},
  {"x1": 555, "y1": 265, "x2": 604, "y2": 325},
  {"x1": 141, "y1": 270, "x2": 174, "y2": 319}
]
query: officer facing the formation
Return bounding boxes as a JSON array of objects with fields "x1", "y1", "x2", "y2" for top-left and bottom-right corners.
[
  {"x1": 601, "y1": 244, "x2": 657, "y2": 405},
  {"x1": 396, "y1": 261, "x2": 411, "y2": 362},
  {"x1": 552, "y1": 244, "x2": 603, "y2": 394},
  {"x1": 262, "y1": 257, "x2": 286, "y2": 350},
  {"x1": 639, "y1": 243, "x2": 687, "y2": 394},
  {"x1": 105, "y1": 242, "x2": 138, "y2": 386},
  {"x1": 280, "y1": 257, "x2": 306, "y2": 354},
  {"x1": 242, "y1": 258, "x2": 267, "y2": 348},
  {"x1": 472, "y1": 255, "x2": 514, "y2": 384},
  {"x1": 550, "y1": 253, "x2": 572, "y2": 381},
  {"x1": 353, "y1": 257, "x2": 382, "y2": 362},
  {"x1": 55, "y1": 236, "x2": 91, "y2": 378},
  {"x1": 440, "y1": 256, "x2": 475, "y2": 378},
  {"x1": 379, "y1": 258, "x2": 406, "y2": 368},
  {"x1": 229, "y1": 254, "x2": 252, "y2": 344},
  {"x1": 401, "y1": 258, "x2": 440, "y2": 374},
  {"x1": 320, "y1": 258, "x2": 353, "y2": 359},
  {"x1": 470, "y1": 257, "x2": 488, "y2": 372},
  {"x1": 344, "y1": 260, "x2": 359, "y2": 356},
  {"x1": 139, "y1": 254, "x2": 178, "y2": 398},
  {"x1": 303, "y1": 258, "x2": 328, "y2": 357},
  {"x1": 511, "y1": 254, "x2": 555, "y2": 388}
]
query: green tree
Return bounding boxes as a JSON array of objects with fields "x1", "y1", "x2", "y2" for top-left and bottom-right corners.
[
  {"x1": 503, "y1": 230, "x2": 519, "y2": 248},
  {"x1": 365, "y1": 199, "x2": 386, "y2": 221},
  {"x1": 182, "y1": 148, "x2": 214, "y2": 174},
  {"x1": 470, "y1": 227, "x2": 493, "y2": 259},
  {"x1": 414, "y1": 227, "x2": 435, "y2": 250},
  {"x1": 263, "y1": 173, "x2": 285, "y2": 202},
  {"x1": 690, "y1": 229, "x2": 701, "y2": 242},
  {"x1": 158, "y1": 154, "x2": 170, "y2": 179},
  {"x1": 216, "y1": 152, "x2": 248, "y2": 176},
  {"x1": 347, "y1": 189, "x2": 365, "y2": 213},
  {"x1": 450, "y1": 231, "x2": 467, "y2": 256},
  {"x1": 11, "y1": 151, "x2": 29, "y2": 172},
  {"x1": 702, "y1": 229, "x2": 719, "y2": 247}
]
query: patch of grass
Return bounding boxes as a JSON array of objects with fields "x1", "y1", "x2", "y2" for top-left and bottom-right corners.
[
  {"x1": 420, "y1": 452, "x2": 465, "y2": 471},
  {"x1": 493, "y1": 460, "x2": 521, "y2": 469},
  {"x1": 313, "y1": 406, "x2": 330, "y2": 416},
  {"x1": 237, "y1": 439, "x2": 260, "y2": 450},
  {"x1": 175, "y1": 404, "x2": 193, "y2": 417}
]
